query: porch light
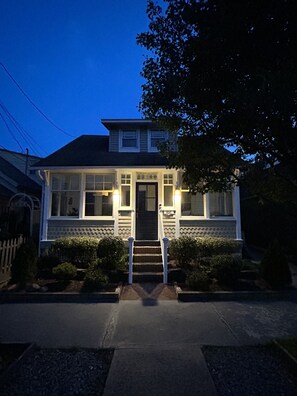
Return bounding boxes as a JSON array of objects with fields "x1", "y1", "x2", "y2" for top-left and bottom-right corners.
[
  {"x1": 174, "y1": 188, "x2": 181, "y2": 203},
  {"x1": 113, "y1": 188, "x2": 120, "y2": 203}
]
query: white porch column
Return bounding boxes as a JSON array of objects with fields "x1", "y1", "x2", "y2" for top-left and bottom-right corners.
[
  {"x1": 42, "y1": 171, "x2": 50, "y2": 241},
  {"x1": 233, "y1": 186, "x2": 242, "y2": 240},
  {"x1": 113, "y1": 170, "x2": 119, "y2": 236}
]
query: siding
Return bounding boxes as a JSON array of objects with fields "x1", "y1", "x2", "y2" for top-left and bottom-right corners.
[
  {"x1": 109, "y1": 130, "x2": 119, "y2": 152},
  {"x1": 47, "y1": 219, "x2": 114, "y2": 240},
  {"x1": 140, "y1": 129, "x2": 148, "y2": 152},
  {"x1": 180, "y1": 219, "x2": 236, "y2": 239}
]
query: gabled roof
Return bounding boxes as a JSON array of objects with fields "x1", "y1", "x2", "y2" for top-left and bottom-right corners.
[{"x1": 33, "y1": 135, "x2": 168, "y2": 169}]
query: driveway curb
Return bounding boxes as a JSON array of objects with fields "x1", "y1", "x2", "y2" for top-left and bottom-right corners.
[{"x1": 174, "y1": 285, "x2": 297, "y2": 302}]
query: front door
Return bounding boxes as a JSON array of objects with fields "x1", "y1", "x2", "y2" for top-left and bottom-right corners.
[{"x1": 136, "y1": 183, "x2": 158, "y2": 240}]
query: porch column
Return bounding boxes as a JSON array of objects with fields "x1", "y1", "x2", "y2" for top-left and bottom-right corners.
[
  {"x1": 233, "y1": 186, "x2": 242, "y2": 240},
  {"x1": 113, "y1": 170, "x2": 119, "y2": 236}
]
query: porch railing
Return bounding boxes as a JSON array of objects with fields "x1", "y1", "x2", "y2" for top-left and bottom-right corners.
[
  {"x1": 128, "y1": 236, "x2": 134, "y2": 284},
  {"x1": 158, "y1": 209, "x2": 169, "y2": 284}
]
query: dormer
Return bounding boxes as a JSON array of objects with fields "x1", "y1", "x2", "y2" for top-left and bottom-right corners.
[{"x1": 101, "y1": 119, "x2": 169, "y2": 153}]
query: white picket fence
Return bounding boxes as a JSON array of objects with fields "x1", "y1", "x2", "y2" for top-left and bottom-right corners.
[{"x1": 0, "y1": 235, "x2": 25, "y2": 284}]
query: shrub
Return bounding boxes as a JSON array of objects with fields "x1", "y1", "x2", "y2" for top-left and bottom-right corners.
[
  {"x1": 187, "y1": 270, "x2": 210, "y2": 291},
  {"x1": 51, "y1": 237, "x2": 98, "y2": 268},
  {"x1": 83, "y1": 265, "x2": 108, "y2": 291},
  {"x1": 210, "y1": 255, "x2": 242, "y2": 286},
  {"x1": 97, "y1": 237, "x2": 125, "y2": 270},
  {"x1": 52, "y1": 262, "x2": 77, "y2": 281},
  {"x1": 260, "y1": 240, "x2": 292, "y2": 289},
  {"x1": 11, "y1": 239, "x2": 38, "y2": 286},
  {"x1": 196, "y1": 237, "x2": 241, "y2": 257},
  {"x1": 170, "y1": 237, "x2": 198, "y2": 269}
]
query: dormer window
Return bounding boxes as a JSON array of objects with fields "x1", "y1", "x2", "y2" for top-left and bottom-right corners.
[
  {"x1": 149, "y1": 130, "x2": 167, "y2": 152},
  {"x1": 120, "y1": 130, "x2": 139, "y2": 151}
]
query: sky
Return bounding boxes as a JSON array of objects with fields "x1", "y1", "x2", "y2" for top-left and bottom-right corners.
[{"x1": 0, "y1": 0, "x2": 151, "y2": 158}]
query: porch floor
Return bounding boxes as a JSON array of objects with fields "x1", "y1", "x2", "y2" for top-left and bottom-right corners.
[{"x1": 120, "y1": 283, "x2": 176, "y2": 301}]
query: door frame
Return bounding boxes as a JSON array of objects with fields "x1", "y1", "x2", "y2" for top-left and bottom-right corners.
[{"x1": 135, "y1": 182, "x2": 158, "y2": 240}]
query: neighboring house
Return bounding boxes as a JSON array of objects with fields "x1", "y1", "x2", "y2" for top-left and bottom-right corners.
[
  {"x1": 33, "y1": 119, "x2": 242, "y2": 252},
  {"x1": 0, "y1": 148, "x2": 42, "y2": 238}
]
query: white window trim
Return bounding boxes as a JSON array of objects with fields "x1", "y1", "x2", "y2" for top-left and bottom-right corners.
[
  {"x1": 83, "y1": 173, "x2": 115, "y2": 218},
  {"x1": 162, "y1": 173, "x2": 174, "y2": 209},
  {"x1": 119, "y1": 172, "x2": 132, "y2": 210},
  {"x1": 180, "y1": 189, "x2": 206, "y2": 219},
  {"x1": 50, "y1": 173, "x2": 80, "y2": 218},
  {"x1": 148, "y1": 130, "x2": 168, "y2": 152},
  {"x1": 119, "y1": 130, "x2": 140, "y2": 152}
]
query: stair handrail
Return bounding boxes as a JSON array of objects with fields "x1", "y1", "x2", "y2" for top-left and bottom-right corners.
[
  {"x1": 128, "y1": 236, "x2": 134, "y2": 284},
  {"x1": 158, "y1": 207, "x2": 168, "y2": 284}
]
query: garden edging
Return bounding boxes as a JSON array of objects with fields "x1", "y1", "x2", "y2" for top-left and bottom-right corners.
[
  {"x1": 174, "y1": 284, "x2": 297, "y2": 302},
  {"x1": 0, "y1": 285, "x2": 121, "y2": 303}
]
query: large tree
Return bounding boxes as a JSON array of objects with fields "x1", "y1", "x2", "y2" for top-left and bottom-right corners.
[{"x1": 137, "y1": 0, "x2": 297, "y2": 202}]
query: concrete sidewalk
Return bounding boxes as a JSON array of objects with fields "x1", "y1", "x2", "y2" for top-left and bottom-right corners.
[{"x1": 1, "y1": 299, "x2": 297, "y2": 395}]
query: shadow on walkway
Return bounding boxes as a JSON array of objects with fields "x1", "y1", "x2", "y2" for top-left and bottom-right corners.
[{"x1": 120, "y1": 283, "x2": 176, "y2": 304}]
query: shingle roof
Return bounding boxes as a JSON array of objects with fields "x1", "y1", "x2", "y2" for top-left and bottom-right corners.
[{"x1": 33, "y1": 135, "x2": 168, "y2": 168}]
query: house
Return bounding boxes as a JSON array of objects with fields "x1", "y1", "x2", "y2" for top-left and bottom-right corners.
[
  {"x1": 0, "y1": 148, "x2": 42, "y2": 239},
  {"x1": 34, "y1": 119, "x2": 242, "y2": 255}
]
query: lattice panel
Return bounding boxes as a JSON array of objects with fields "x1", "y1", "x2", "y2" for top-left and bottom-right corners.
[
  {"x1": 48, "y1": 226, "x2": 114, "y2": 240},
  {"x1": 180, "y1": 226, "x2": 236, "y2": 239}
]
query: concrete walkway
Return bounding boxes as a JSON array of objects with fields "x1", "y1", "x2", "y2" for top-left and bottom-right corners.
[{"x1": 1, "y1": 299, "x2": 297, "y2": 395}]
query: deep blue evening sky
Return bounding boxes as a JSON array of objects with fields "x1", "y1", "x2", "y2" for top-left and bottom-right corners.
[{"x1": 0, "y1": 0, "x2": 150, "y2": 157}]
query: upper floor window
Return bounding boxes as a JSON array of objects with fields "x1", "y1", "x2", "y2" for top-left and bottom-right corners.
[
  {"x1": 149, "y1": 130, "x2": 167, "y2": 151},
  {"x1": 209, "y1": 192, "x2": 233, "y2": 217},
  {"x1": 51, "y1": 174, "x2": 80, "y2": 217},
  {"x1": 85, "y1": 174, "x2": 114, "y2": 216},
  {"x1": 120, "y1": 130, "x2": 139, "y2": 151}
]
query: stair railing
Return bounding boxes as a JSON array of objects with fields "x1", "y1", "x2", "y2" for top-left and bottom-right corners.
[
  {"x1": 158, "y1": 207, "x2": 169, "y2": 284},
  {"x1": 128, "y1": 236, "x2": 134, "y2": 284}
]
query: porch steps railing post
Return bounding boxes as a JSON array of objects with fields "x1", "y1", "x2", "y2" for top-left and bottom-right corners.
[
  {"x1": 128, "y1": 236, "x2": 134, "y2": 284},
  {"x1": 162, "y1": 237, "x2": 169, "y2": 284}
]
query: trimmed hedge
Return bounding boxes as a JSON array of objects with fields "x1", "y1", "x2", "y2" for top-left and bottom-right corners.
[
  {"x1": 196, "y1": 237, "x2": 241, "y2": 257},
  {"x1": 187, "y1": 270, "x2": 210, "y2": 291},
  {"x1": 52, "y1": 262, "x2": 77, "y2": 281},
  {"x1": 170, "y1": 236, "x2": 198, "y2": 269},
  {"x1": 83, "y1": 265, "x2": 108, "y2": 291},
  {"x1": 97, "y1": 237, "x2": 126, "y2": 271},
  {"x1": 210, "y1": 255, "x2": 242, "y2": 286},
  {"x1": 50, "y1": 237, "x2": 98, "y2": 268}
]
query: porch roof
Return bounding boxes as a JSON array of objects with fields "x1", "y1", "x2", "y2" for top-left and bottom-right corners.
[{"x1": 33, "y1": 135, "x2": 168, "y2": 169}]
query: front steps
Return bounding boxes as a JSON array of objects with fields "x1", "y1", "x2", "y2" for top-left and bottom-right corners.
[{"x1": 132, "y1": 240, "x2": 164, "y2": 283}]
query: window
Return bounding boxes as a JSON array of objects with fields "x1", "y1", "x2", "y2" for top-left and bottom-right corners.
[
  {"x1": 163, "y1": 174, "x2": 173, "y2": 207},
  {"x1": 120, "y1": 174, "x2": 131, "y2": 207},
  {"x1": 121, "y1": 130, "x2": 138, "y2": 150},
  {"x1": 209, "y1": 192, "x2": 233, "y2": 217},
  {"x1": 85, "y1": 174, "x2": 114, "y2": 216},
  {"x1": 51, "y1": 174, "x2": 80, "y2": 217},
  {"x1": 181, "y1": 192, "x2": 204, "y2": 216},
  {"x1": 149, "y1": 130, "x2": 167, "y2": 151}
]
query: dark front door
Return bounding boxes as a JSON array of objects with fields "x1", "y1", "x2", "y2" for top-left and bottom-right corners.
[{"x1": 136, "y1": 183, "x2": 158, "y2": 240}]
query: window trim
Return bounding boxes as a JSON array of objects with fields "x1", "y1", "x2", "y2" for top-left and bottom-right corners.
[
  {"x1": 119, "y1": 172, "x2": 132, "y2": 209},
  {"x1": 180, "y1": 188, "x2": 205, "y2": 218},
  {"x1": 119, "y1": 130, "x2": 140, "y2": 152},
  {"x1": 148, "y1": 130, "x2": 168, "y2": 152},
  {"x1": 84, "y1": 173, "x2": 114, "y2": 218},
  {"x1": 163, "y1": 173, "x2": 174, "y2": 209},
  {"x1": 50, "y1": 173, "x2": 80, "y2": 218}
]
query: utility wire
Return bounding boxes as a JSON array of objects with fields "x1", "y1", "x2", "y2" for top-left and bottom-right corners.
[
  {"x1": 0, "y1": 101, "x2": 48, "y2": 157},
  {"x1": 0, "y1": 61, "x2": 75, "y2": 138},
  {"x1": 0, "y1": 110, "x2": 24, "y2": 152}
]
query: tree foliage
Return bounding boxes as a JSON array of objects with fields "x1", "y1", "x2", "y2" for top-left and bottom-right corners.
[{"x1": 137, "y1": 0, "x2": 297, "y2": 200}]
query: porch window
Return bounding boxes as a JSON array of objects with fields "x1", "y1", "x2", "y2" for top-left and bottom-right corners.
[
  {"x1": 85, "y1": 174, "x2": 114, "y2": 216},
  {"x1": 120, "y1": 174, "x2": 131, "y2": 207},
  {"x1": 181, "y1": 190, "x2": 204, "y2": 216},
  {"x1": 149, "y1": 130, "x2": 167, "y2": 151},
  {"x1": 163, "y1": 174, "x2": 173, "y2": 207},
  {"x1": 120, "y1": 130, "x2": 138, "y2": 150},
  {"x1": 51, "y1": 174, "x2": 80, "y2": 217},
  {"x1": 209, "y1": 191, "x2": 233, "y2": 217}
]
